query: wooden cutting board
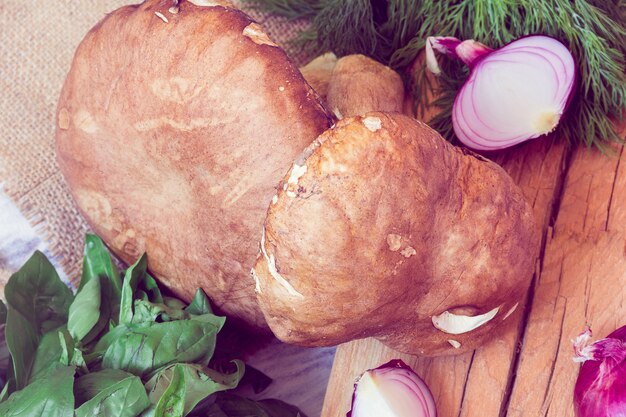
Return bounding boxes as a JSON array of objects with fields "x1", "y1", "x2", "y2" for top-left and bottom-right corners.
[{"x1": 321, "y1": 129, "x2": 626, "y2": 417}]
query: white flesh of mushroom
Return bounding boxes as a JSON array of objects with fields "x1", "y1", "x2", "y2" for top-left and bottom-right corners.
[{"x1": 432, "y1": 305, "x2": 500, "y2": 335}]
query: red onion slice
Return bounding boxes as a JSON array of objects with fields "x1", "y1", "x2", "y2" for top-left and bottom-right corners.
[
  {"x1": 428, "y1": 35, "x2": 576, "y2": 151},
  {"x1": 573, "y1": 326, "x2": 626, "y2": 417},
  {"x1": 348, "y1": 359, "x2": 437, "y2": 417}
]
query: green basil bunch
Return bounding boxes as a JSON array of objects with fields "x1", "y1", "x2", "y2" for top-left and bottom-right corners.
[{"x1": 0, "y1": 235, "x2": 303, "y2": 417}]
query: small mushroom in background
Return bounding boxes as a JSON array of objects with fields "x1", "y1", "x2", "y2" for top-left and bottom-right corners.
[
  {"x1": 299, "y1": 52, "x2": 338, "y2": 101},
  {"x1": 326, "y1": 54, "x2": 405, "y2": 119},
  {"x1": 253, "y1": 112, "x2": 538, "y2": 356}
]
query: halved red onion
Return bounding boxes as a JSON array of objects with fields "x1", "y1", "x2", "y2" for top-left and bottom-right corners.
[
  {"x1": 573, "y1": 326, "x2": 626, "y2": 417},
  {"x1": 348, "y1": 359, "x2": 436, "y2": 417},
  {"x1": 427, "y1": 35, "x2": 576, "y2": 151}
]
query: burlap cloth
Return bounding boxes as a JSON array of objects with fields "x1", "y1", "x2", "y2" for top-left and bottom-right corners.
[{"x1": 0, "y1": 1, "x2": 311, "y2": 286}]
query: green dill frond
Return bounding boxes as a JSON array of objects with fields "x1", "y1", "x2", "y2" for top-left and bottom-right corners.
[
  {"x1": 241, "y1": 0, "x2": 324, "y2": 20},
  {"x1": 247, "y1": 0, "x2": 626, "y2": 150},
  {"x1": 312, "y1": 0, "x2": 382, "y2": 57}
]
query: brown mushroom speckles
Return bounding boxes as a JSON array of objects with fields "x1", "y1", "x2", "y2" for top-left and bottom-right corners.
[
  {"x1": 74, "y1": 110, "x2": 98, "y2": 134},
  {"x1": 74, "y1": 190, "x2": 114, "y2": 231},
  {"x1": 58, "y1": 108, "x2": 70, "y2": 130},
  {"x1": 133, "y1": 116, "x2": 224, "y2": 132},
  {"x1": 287, "y1": 163, "x2": 307, "y2": 186},
  {"x1": 150, "y1": 77, "x2": 204, "y2": 104},
  {"x1": 243, "y1": 23, "x2": 278, "y2": 47},
  {"x1": 362, "y1": 116, "x2": 382, "y2": 132},
  {"x1": 503, "y1": 302, "x2": 519, "y2": 320},
  {"x1": 448, "y1": 339, "x2": 462, "y2": 349},
  {"x1": 386, "y1": 234, "x2": 402, "y2": 251},
  {"x1": 251, "y1": 268, "x2": 261, "y2": 293},
  {"x1": 154, "y1": 11, "x2": 169, "y2": 23},
  {"x1": 260, "y1": 228, "x2": 304, "y2": 298},
  {"x1": 386, "y1": 234, "x2": 415, "y2": 257}
]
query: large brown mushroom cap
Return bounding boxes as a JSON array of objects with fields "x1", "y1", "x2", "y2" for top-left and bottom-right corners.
[
  {"x1": 254, "y1": 112, "x2": 538, "y2": 355},
  {"x1": 55, "y1": 0, "x2": 333, "y2": 328}
]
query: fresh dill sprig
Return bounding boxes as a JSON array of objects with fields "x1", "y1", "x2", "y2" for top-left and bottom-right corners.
[
  {"x1": 244, "y1": 0, "x2": 626, "y2": 149},
  {"x1": 242, "y1": 0, "x2": 323, "y2": 20}
]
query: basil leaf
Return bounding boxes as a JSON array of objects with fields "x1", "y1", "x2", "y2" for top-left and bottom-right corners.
[
  {"x1": 163, "y1": 297, "x2": 186, "y2": 311},
  {"x1": 70, "y1": 348, "x2": 87, "y2": 371},
  {"x1": 184, "y1": 289, "x2": 213, "y2": 316},
  {"x1": 120, "y1": 256, "x2": 166, "y2": 325},
  {"x1": 80, "y1": 234, "x2": 122, "y2": 296},
  {"x1": 29, "y1": 331, "x2": 64, "y2": 383},
  {"x1": 58, "y1": 329, "x2": 87, "y2": 373},
  {"x1": 186, "y1": 314, "x2": 227, "y2": 366},
  {"x1": 74, "y1": 369, "x2": 136, "y2": 406},
  {"x1": 153, "y1": 364, "x2": 185, "y2": 417},
  {"x1": 0, "y1": 365, "x2": 75, "y2": 417},
  {"x1": 1, "y1": 357, "x2": 15, "y2": 397},
  {"x1": 0, "y1": 300, "x2": 7, "y2": 324},
  {"x1": 119, "y1": 254, "x2": 148, "y2": 325},
  {"x1": 146, "y1": 361, "x2": 244, "y2": 416},
  {"x1": 0, "y1": 325, "x2": 10, "y2": 382},
  {"x1": 183, "y1": 361, "x2": 244, "y2": 409},
  {"x1": 96, "y1": 315, "x2": 225, "y2": 377},
  {"x1": 0, "y1": 302, "x2": 7, "y2": 385},
  {"x1": 75, "y1": 371, "x2": 149, "y2": 417},
  {"x1": 4, "y1": 251, "x2": 73, "y2": 390},
  {"x1": 4, "y1": 251, "x2": 73, "y2": 334},
  {"x1": 68, "y1": 275, "x2": 101, "y2": 341},
  {"x1": 80, "y1": 235, "x2": 123, "y2": 342},
  {"x1": 90, "y1": 324, "x2": 128, "y2": 355},
  {"x1": 85, "y1": 277, "x2": 118, "y2": 346},
  {"x1": 140, "y1": 273, "x2": 163, "y2": 304},
  {"x1": 207, "y1": 393, "x2": 306, "y2": 417},
  {"x1": 0, "y1": 382, "x2": 9, "y2": 403},
  {"x1": 132, "y1": 300, "x2": 188, "y2": 324},
  {"x1": 5, "y1": 307, "x2": 38, "y2": 390}
]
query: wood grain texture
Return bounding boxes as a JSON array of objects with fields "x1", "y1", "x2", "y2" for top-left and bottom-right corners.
[
  {"x1": 322, "y1": 133, "x2": 626, "y2": 416},
  {"x1": 507, "y1": 142, "x2": 626, "y2": 417}
]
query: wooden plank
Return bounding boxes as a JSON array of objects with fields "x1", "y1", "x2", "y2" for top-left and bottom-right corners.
[
  {"x1": 506, "y1": 142, "x2": 626, "y2": 417},
  {"x1": 321, "y1": 137, "x2": 570, "y2": 417}
]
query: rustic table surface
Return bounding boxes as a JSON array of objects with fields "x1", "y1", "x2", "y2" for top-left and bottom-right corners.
[{"x1": 322, "y1": 132, "x2": 626, "y2": 417}]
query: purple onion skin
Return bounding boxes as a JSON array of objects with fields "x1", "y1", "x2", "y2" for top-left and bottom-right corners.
[{"x1": 574, "y1": 326, "x2": 626, "y2": 417}]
